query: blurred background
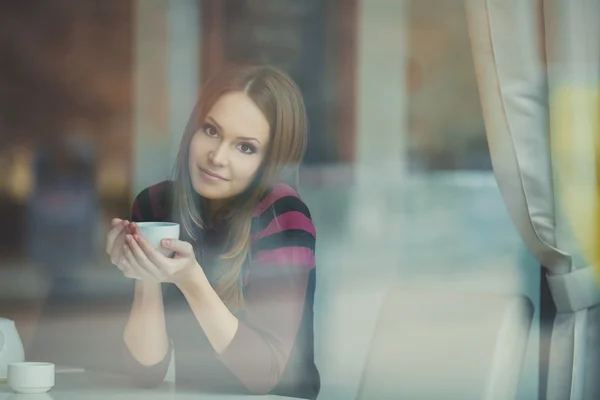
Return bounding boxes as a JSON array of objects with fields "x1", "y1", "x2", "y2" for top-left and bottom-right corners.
[{"x1": 0, "y1": 1, "x2": 541, "y2": 399}]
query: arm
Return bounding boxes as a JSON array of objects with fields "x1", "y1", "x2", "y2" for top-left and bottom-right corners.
[
  {"x1": 121, "y1": 184, "x2": 172, "y2": 387},
  {"x1": 122, "y1": 280, "x2": 171, "y2": 385},
  {"x1": 177, "y1": 262, "x2": 310, "y2": 395},
  {"x1": 177, "y1": 194, "x2": 316, "y2": 394}
]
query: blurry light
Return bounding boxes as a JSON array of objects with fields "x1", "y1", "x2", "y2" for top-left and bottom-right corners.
[{"x1": 7, "y1": 146, "x2": 34, "y2": 203}]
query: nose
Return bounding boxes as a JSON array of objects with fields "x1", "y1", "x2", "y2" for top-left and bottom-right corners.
[{"x1": 208, "y1": 142, "x2": 229, "y2": 167}]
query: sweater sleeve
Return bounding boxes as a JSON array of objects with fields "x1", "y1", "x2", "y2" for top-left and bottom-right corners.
[
  {"x1": 217, "y1": 192, "x2": 316, "y2": 394},
  {"x1": 121, "y1": 182, "x2": 173, "y2": 387}
]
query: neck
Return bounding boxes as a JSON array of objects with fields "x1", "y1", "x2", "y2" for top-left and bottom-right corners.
[
  {"x1": 207, "y1": 199, "x2": 225, "y2": 214},
  {"x1": 204, "y1": 198, "x2": 229, "y2": 229}
]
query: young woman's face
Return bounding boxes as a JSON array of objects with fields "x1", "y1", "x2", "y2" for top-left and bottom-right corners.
[{"x1": 189, "y1": 91, "x2": 271, "y2": 202}]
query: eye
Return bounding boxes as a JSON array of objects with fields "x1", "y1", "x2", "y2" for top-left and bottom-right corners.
[
  {"x1": 203, "y1": 123, "x2": 218, "y2": 138},
  {"x1": 238, "y1": 143, "x2": 256, "y2": 155}
]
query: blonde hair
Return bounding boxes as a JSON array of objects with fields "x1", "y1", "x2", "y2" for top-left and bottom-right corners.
[{"x1": 171, "y1": 64, "x2": 307, "y2": 309}]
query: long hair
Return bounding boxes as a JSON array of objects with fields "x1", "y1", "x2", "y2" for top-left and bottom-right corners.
[{"x1": 170, "y1": 64, "x2": 307, "y2": 310}]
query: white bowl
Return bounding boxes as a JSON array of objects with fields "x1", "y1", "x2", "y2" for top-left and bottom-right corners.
[{"x1": 7, "y1": 362, "x2": 55, "y2": 394}]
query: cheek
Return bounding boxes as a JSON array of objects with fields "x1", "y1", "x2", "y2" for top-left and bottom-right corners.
[
  {"x1": 189, "y1": 134, "x2": 208, "y2": 160},
  {"x1": 232, "y1": 155, "x2": 264, "y2": 185}
]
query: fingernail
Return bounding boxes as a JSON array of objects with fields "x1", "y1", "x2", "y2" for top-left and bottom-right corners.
[
  {"x1": 162, "y1": 239, "x2": 171, "y2": 247},
  {"x1": 125, "y1": 235, "x2": 132, "y2": 244},
  {"x1": 134, "y1": 234, "x2": 140, "y2": 242}
]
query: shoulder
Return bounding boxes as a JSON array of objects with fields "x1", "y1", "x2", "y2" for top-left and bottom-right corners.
[
  {"x1": 249, "y1": 184, "x2": 316, "y2": 269},
  {"x1": 253, "y1": 183, "x2": 311, "y2": 220},
  {"x1": 252, "y1": 184, "x2": 313, "y2": 232},
  {"x1": 131, "y1": 180, "x2": 173, "y2": 222}
]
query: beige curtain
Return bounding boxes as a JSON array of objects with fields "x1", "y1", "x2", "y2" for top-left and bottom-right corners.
[{"x1": 465, "y1": 0, "x2": 600, "y2": 399}]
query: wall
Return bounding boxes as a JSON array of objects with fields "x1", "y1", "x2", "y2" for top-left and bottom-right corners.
[{"x1": 131, "y1": 0, "x2": 200, "y2": 199}]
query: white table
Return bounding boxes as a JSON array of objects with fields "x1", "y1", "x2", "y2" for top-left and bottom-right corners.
[{"x1": 0, "y1": 371, "x2": 297, "y2": 400}]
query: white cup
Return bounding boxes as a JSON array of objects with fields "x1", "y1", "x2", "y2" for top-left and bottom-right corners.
[
  {"x1": 135, "y1": 222, "x2": 180, "y2": 257},
  {"x1": 7, "y1": 362, "x2": 55, "y2": 394}
]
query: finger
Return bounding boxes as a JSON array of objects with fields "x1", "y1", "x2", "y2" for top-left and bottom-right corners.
[
  {"x1": 126, "y1": 234, "x2": 164, "y2": 280},
  {"x1": 114, "y1": 253, "x2": 132, "y2": 276},
  {"x1": 128, "y1": 222, "x2": 138, "y2": 235},
  {"x1": 134, "y1": 234, "x2": 171, "y2": 269},
  {"x1": 123, "y1": 243, "x2": 156, "y2": 281},
  {"x1": 109, "y1": 228, "x2": 128, "y2": 264},
  {"x1": 111, "y1": 218, "x2": 124, "y2": 227},
  {"x1": 114, "y1": 256, "x2": 128, "y2": 274},
  {"x1": 106, "y1": 220, "x2": 127, "y2": 255},
  {"x1": 106, "y1": 218, "x2": 127, "y2": 251},
  {"x1": 119, "y1": 258, "x2": 138, "y2": 280},
  {"x1": 161, "y1": 239, "x2": 194, "y2": 258}
]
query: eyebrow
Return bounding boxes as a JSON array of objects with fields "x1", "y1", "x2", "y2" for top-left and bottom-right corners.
[{"x1": 206, "y1": 116, "x2": 262, "y2": 145}]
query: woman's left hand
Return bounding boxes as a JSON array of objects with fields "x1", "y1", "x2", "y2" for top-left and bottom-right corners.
[{"x1": 120, "y1": 231, "x2": 202, "y2": 285}]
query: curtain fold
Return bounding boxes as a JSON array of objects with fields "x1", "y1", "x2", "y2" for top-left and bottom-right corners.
[{"x1": 465, "y1": 0, "x2": 600, "y2": 398}]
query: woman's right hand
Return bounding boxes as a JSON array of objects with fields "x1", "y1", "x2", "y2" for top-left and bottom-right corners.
[
  {"x1": 107, "y1": 219, "x2": 159, "y2": 282},
  {"x1": 106, "y1": 218, "x2": 135, "y2": 267}
]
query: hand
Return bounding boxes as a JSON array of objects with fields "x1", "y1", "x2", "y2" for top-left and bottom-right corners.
[
  {"x1": 106, "y1": 218, "x2": 137, "y2": 267},
  {"x1": 119, "y1": 229, "x2": 202, "y2": 285}
]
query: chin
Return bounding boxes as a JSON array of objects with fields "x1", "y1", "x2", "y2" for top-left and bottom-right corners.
[{"x1": 191, "y1": 181, "x2": 227, "y2": 200}]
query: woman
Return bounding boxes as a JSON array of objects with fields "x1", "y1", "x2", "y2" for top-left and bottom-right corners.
[{"x1": 105, "y1": 65, "x2": 320, "y2": 399}]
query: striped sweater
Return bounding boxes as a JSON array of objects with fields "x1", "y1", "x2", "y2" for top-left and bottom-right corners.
[{"x1": 123, "y1": 181, "x2": 320, "y2": 399}]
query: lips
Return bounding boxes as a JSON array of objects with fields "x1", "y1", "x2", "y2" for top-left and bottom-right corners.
[{"x1": 199, "y1": 167, "x2": 228, "y2": 181}]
